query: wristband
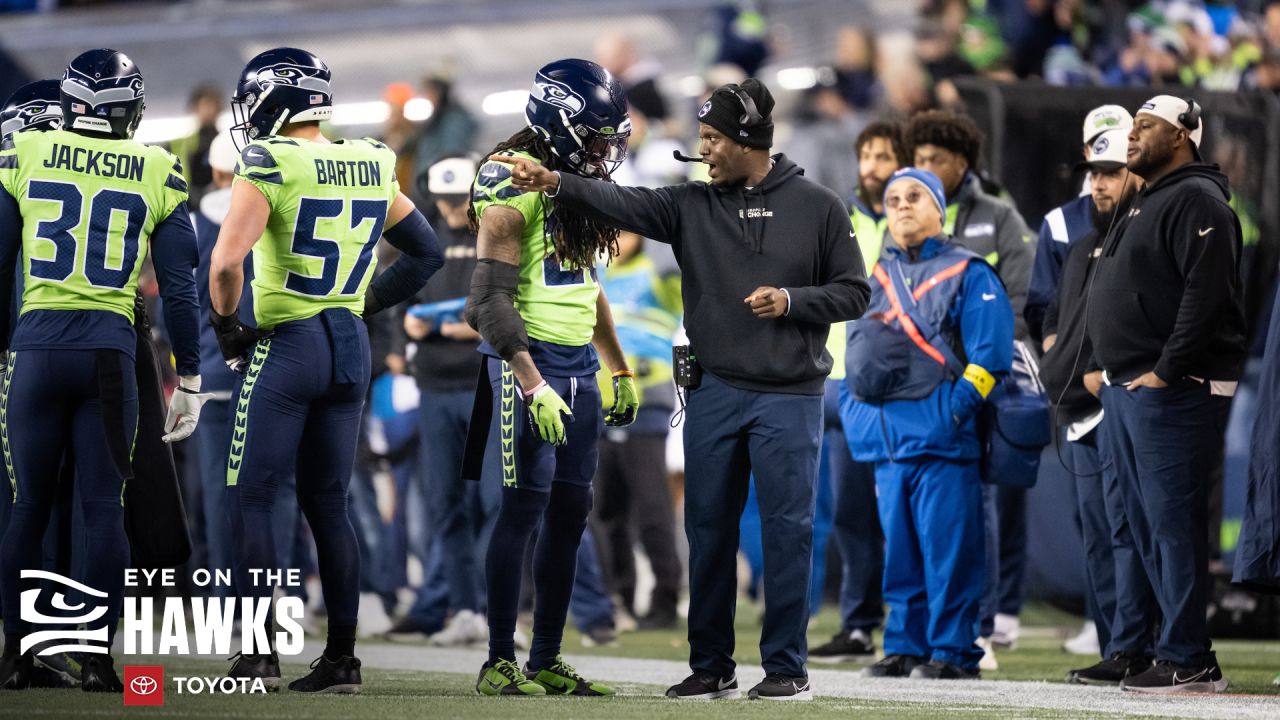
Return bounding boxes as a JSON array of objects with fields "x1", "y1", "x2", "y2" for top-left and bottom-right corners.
[
  {"x1": 612, "y1": 370, "x2": 634, "y2": 378},
  {"x1": 523, "y1": 380, "x2": 548, "y2": 402},
  {"x1": 963, "y1": 363, "x2": 997, "y2": 399}
]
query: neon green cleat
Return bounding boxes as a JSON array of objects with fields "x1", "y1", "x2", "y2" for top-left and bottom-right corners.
[
  {"x1": 524, "y1": 656, "x2": 615, "y2": 696},
  {"x1": 476, "y1": 659, "x2": 546, "y2": 696}
]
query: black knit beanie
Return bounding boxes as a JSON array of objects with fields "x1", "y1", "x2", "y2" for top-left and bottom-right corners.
[{"x1": 696, "y1": 78, "x2": 775, "y2": 149}]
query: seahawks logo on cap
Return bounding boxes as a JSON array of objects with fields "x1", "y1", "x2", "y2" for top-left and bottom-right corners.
[
  {"x1": 1092, "y1": 136, "x2": 1109, "y2": 155},
  {"x1": 698, "y1": 100, "x2": 712, "y2": 118},
  {"x1": 532, "y1": 79, "x2": 585, "y2": 116}
]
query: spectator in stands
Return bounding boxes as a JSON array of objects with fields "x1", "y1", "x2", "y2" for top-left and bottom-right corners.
[
  {"x1": 786, "y1": 76, "x2": 863, "y2": 196},
  {"x1": 595, "y1": 32, "x2": 669, "y2": 123},
  {"x1": 591, "y1": 231, "x2": 683, "y2": 630},
  {"x1": 380, "y1": 82, "x2": 422, "y2": 199},
  {"x1": 1026, "y1": 104, "x2": 1132, "y2": 347},
  {"x1": 832, "y1": 26, "x2": 881, "y2": 111},
  {"x1": 809, "y1": 121, "x2": 906, "y2": 664},
  {"x1": 847, "y1": 168, "x2": 1012, "y2": 681},
  {"x1": 412, "y1": 74, "x2": 477, "y2": 184},
  {"x1": 170, "y1": 83, "x2": 221, "y2": 209},
  {"x1": 1038, "y1": 127, "x2": 1158, "y2": 685},
  {"x1": 1087, "y1": 95, "x2": 1245, "y2": 694}
]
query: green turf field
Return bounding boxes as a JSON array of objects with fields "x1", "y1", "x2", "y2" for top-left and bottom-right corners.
[{"x1": 2, "y1": 603, "x2": 1277, "y2": 718}]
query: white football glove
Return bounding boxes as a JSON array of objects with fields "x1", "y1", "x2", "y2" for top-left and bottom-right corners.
[{"x1": 163, "y1": 375, "x2": 214, "y2": 443}]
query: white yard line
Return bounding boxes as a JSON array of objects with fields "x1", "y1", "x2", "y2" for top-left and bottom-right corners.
[{"x1": 352, "y1": 643, "x2": 1280, "y2": 720}]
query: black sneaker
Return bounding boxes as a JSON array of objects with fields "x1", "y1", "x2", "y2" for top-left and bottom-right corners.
[
  {"x1": 287, "y1": 655, "x2": 362, "y2": 694},
  {"x1": 228, "y1": 651, "x2": 282, "y2": 691},
  {"x1": 909, "y1": 660, "x2": 980, "y2": 680},
  {"x1": 1067, "y1": 652, "x2": 1151, "y2": 686},
  {"x1": 665, "y1": 670, "x2": 739, "y2": 699},
  {"x1": 860, "y1": 654, "x2": 926, "y2": 678},
  {"x1": 80, "y1": 655, "x2": 123, "y2": 693},
  {"x1": 1120, "y1": 661, "x2": 1228, "y2": 694},
  {"x1": 637, "y1": 609, "x2": 679, "y2": 631},
  {"x1": 0, "y1": 652, "x2": 32, "y2": 690},
  {"x1": 810, "y1": 629, "x2": 876, "y2": 664},
  {"x1": 747, "y1": 673, "x2": 812, "y2": 701}
]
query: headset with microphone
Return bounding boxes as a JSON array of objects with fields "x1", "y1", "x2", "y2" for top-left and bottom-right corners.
[{"x1": 673, "y1": 84, "x2": 766, "y2": 164}]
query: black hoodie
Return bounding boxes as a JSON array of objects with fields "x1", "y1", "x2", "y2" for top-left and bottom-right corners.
[
  {"x1": 555, "y1": 154, "x2": 869, "y2": 394},
  {"x1": 1086, "y1": 162, "x2": 1246, "y2": 384}
]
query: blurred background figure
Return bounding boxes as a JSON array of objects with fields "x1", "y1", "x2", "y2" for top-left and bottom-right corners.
[
  {"x1": 412, "y1": 73, "x2": 477, "y2": 189},
  {"x1": 169, "y1": 83, "x2": 222, "y2": 209}
]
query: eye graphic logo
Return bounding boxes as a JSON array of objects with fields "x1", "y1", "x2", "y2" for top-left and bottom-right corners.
[
  {"x1": 18, "y1": 570, "x2": 109, "y2": 655},
  {"x1": 532, "y1": 79, "x2": 585, "y2": 115},
  {"x1": 124, "y1": 665, "x2": 165, "y2": 706}
]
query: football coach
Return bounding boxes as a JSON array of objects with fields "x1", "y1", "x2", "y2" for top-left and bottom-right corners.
[{"x1": 493, "y1": 77, "x2": 869, "y2": 701}]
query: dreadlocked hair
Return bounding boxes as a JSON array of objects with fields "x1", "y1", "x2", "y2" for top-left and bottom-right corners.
[{"x1": 468, "y1": 127, "x2": 620, "y2": 271}]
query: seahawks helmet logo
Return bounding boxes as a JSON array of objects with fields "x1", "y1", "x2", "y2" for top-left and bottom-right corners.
[
  {"x1": 1092, "y1": 136, "x2": 1109, "y2": 155},
  {"x1": 532, "y1": 79, "x2": 585, "y2": 116},
  {"x1": 254, "y1": 63, "x2": 332, "y2": 94},
  {"x1": 698, "y1": 100, "x2": 712, "y2": 118}
]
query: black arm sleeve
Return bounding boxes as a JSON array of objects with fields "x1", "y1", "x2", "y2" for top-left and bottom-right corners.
[
  {"x1": 151, "y1": 202, "x2": 201, "y2": 376},
  {"x1": 366, "y1": 208, "x2": 444, "y2": 315},
  {"x1": 784, "y1": 198, "x2": 871, "y2": 324},
  {"x1": 554, "y1": 171, "x2": 684, "y2": 244},
  {"x1": 464, "y1": 259, "x2": 529, "y2": 361}
]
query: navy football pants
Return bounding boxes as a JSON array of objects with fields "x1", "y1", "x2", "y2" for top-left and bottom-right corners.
[
  {"x1": 1, "y1": 349, "x2": 137, "y2": 649},
  {"x1": 227, "y1": 315, "x2": 369, "y2": 636}
]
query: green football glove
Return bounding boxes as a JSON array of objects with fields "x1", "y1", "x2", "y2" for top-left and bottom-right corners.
[
  {"x1": 604, "y1": 372, "x2": 640, "y2": 427},
  {"x1": 527, "y1": 383, "x2": 573, "y2": 446}
]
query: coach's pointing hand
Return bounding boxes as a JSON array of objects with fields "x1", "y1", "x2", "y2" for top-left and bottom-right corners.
[{"x1": 486, "y1": 154, "x2": 561, "y2": 193}]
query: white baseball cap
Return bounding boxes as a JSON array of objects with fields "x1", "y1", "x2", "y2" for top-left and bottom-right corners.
[
  {"x1": 427, "y1": 156, "x2": 477, "y2": 197},
  {"x1": 1080, "y1": 128, "x2": 1129, "y2": 171},
  {"x1": 1082, "y1": 104, "x2": 1132, "y2": 145},
  {"x1": 208, "y1": 131, "x2": 238, "y2": 175},
  {"x1": 1136, "y1": 94, "x2": 1203, "y2": 148}
]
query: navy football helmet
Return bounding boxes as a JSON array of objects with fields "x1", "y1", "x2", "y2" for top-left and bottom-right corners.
[
  {"x1": 525, "y1": 59, "x2": 630, "y2": 178},
  {"x1": 231, "y1": 47, "x2": 333, "y2": 150},
  {"x1": 1, "y1": 80, "x2": 63, "y2": 140},
  {"x1": 59, "y1": 49, "x2": 145, "y2": 139}
]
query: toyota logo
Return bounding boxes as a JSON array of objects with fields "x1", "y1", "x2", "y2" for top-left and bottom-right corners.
[{"x1": 130, "y1": 676, "x2": 158, "y2": 695}]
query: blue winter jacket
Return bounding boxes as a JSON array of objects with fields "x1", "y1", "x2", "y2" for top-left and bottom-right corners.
[{"x1": 843, "y1": 236, "x2": 1014, "y2": 462}]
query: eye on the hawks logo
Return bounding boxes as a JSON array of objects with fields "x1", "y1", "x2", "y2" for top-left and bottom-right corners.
[
  {"x1": 532, "y1": 78, "x2": 585, "y2": 115},
  {"x1": 18, "y1": 570, "x2": 110, "y2": 655}
]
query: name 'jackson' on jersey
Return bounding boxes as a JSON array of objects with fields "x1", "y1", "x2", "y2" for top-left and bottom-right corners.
[
  {"x1": 0, "y1": 128, "x2": 188, "y2": 337},
  {"x1": 235, "y1": 136, "x2": 399, "y2": 328},
  {"x1": 471, "y1": 151, "x2": 599, "y2": 348}
]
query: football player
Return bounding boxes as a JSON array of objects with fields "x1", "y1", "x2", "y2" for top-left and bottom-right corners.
[
  {"x1": 211, "y1": 47, "x2": 442, "y2": 693},
  {"x1": 466, "y1": 58, "x2": 637, "y2": 697},
  {"x1": 0, "y1": 49, "x2": 207, "y2": 692}
]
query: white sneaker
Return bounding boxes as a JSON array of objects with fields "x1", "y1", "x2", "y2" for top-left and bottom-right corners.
[
  {"x1": 614, "y1": 603, "x2": 639, "y2": 634},
  {"x1": 428, "y1": 609, "x2": 487, "y2": 646},
  {"x1": 1063, "y1": 620, "x2": 1101, "y2": 656},
  {"x1": 992, "y1": 613, "x2": 1020, "y2": 650},
  {"x1": 977, "y1": 636, "x2": 999, "y2": 671},
  {"x1": 357, "y1": 592, "x2": 394, "y2": 637}
]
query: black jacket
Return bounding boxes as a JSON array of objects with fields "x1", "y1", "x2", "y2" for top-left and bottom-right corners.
[
  {"x1": 1086, "y1": 162, "x2": 1246, "y2": 384},
  {"x1": 556, "y1": 155, "x2": 869, "y2": 394},
  {"x1": 1039, "y1": 226, "x2": 1103, "y2": 424},
  {"x1": 399, "y1": 222, "x2": 482, "y2": 392}
]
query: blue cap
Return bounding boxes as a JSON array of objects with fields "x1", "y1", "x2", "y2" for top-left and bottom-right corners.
[{"x1": 884, "y1": 167, "x2": 947, "y2": 219}]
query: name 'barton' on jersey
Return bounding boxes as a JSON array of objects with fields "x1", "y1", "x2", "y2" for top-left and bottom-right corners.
[
  {"x1": 0, "y1": 128, "x2": 188, "y2": 322},
  {"x1": 471, "y1": 151, "x2": 599, "y2": 347},
  {"x1": 235, "y1": 136, "x2": 399, "y2": 328}
]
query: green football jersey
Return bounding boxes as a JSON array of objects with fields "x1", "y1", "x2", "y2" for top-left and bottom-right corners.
[
  {"x1": 0, "y1": 129, "x2": 188, "y2": 323},
  {"x1": 235, "y1": 136, "x2": 399, "y2": 328},
  {"x1": 472, "y1": 151, "x2": 599, "y2": 347}
]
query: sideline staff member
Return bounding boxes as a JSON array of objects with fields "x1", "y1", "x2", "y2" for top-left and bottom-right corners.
[
  {"x1": 493, "y1": 78, "x2": 869, "y2": 701},
  {"x1": 1087, "y1": 95, "x2": 1245, "y2": 694}
]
